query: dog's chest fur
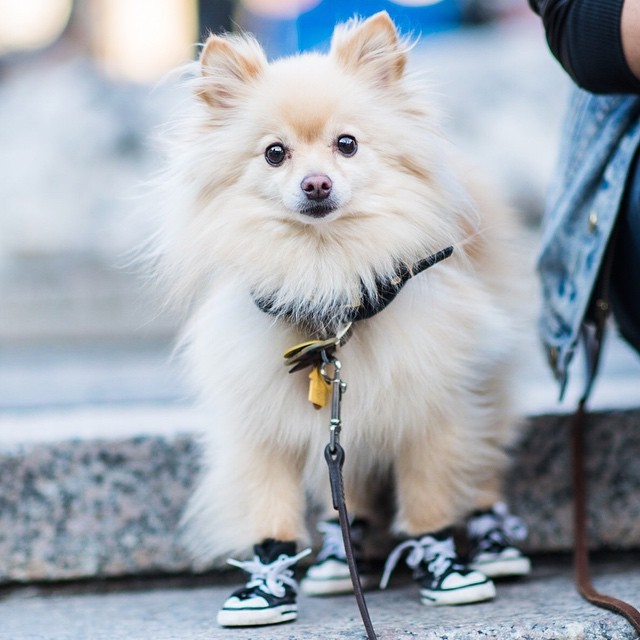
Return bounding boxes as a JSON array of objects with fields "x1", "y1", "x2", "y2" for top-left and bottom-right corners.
[{"x1": 185, "y1": 262, "x2": 516, "y2": 455}]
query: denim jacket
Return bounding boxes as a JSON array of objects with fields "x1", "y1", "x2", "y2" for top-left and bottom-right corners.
[{"x1": 537, "y1": 87, "x2": 640, "y2": 396}]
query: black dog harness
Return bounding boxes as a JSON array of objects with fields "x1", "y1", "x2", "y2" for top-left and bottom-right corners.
[{"x1": 253, "y1": 246, "x2": 453, "y2": 336}]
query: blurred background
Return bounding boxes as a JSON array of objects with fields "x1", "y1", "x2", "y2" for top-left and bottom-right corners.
[
  {"x1": 0, "y1": 0, "x2": 609, "y2": 422},
  {"x1": 4, "y1": 2, "x2": 640, "y2": 609}
]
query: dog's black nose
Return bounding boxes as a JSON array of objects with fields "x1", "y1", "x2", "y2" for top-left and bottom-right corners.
[{"x1": 301, "y1": 174, "x2": 332, "y2": 201}]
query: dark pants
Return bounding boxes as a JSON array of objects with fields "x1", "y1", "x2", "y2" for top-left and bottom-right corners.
[{"x1": 611, "y1": 148, "x2": 640, "y2": 355}]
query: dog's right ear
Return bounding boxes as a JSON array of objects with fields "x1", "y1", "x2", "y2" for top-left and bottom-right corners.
[
  {"x1": 330, "y1": 12, "x2": 407, "y2": 86},
  {"x1": 196, "y1": 33, "x2": 267, "y2": 108}
]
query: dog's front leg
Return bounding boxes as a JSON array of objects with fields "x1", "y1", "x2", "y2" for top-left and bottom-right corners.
[
  {"x1": 378, "y1": 428, "x2": 496, "y2": 606},
  {"x1": 393, "y1": 427, "x2": 472, "y2": 536},
  {"x1": 204, "y1": 438, "x2": 313, "y2": 627},
  {"x1": 238, "y1": 440, "x2": 308, "y2": 544},
  {"x1": 183, "y1": 435, "x2": 308, "y2": 561},
  {"x1": 217, "y1": 438, "x2": 308, "y2": 548}
]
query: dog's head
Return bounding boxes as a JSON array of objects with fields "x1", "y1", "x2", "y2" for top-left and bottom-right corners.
[
  {"x1": 194, "y1": 12, "x2": 423, "y2": 227},
  {"x1": 157, "y1": 13, "x2": 474, "y2": 310}
]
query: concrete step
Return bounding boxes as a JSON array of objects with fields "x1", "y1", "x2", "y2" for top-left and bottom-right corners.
[
  {"x1": 1, "y1": 554, "x2": 639, "y2": 639},
  {"x1": 2, "y1": 403, "x2": 640, "y2": 584}
]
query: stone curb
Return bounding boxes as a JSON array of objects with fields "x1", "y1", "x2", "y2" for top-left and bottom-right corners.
[{"x1": 1, "y1": 409, "x2": 639, "y2": 583}]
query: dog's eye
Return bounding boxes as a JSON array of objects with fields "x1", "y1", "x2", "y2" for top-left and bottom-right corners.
[
  {"x1": 265, "y1": 143, "x2": 287, "y2": 166},
  {"x1": 336, "y1": 135, "x2": 357, "y2": 157}
]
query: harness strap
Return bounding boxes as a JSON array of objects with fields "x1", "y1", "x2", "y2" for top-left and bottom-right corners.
[
  {"x1": 253, "y1": 246, "x2": 453, "y2": 332},
  {"x1": 350, "y1": 246, "x2": 454, "y2": 322}
]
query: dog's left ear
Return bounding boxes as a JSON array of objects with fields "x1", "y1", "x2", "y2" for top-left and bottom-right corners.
[
  {"x1": 330, "y1": 12, "x2": 407, "y2": 85},
  {"x1": 197, "y1": 33, "x2": 267, "y2": 108}
]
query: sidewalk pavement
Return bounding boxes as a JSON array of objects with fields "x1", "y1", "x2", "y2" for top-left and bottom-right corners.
[{"x1": 1, "y1": 555, "x2": 639, "y2": 640}]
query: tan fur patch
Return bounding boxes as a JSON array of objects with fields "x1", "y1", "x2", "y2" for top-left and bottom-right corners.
[{"x1": 281, "y1": 105, "x2": 328, "y2": 144}]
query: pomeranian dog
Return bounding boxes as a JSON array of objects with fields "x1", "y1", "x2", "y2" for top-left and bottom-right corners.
[{"x1": 152, "y1": 11, "x2": 530, "y2": 628}]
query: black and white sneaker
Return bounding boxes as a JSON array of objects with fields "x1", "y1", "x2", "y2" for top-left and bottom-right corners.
[
  {"x1": 380, "y1": 527, "x2": 495, "y2": 606},
  {"x1": 301, "y1": 518, "x2": 374, "y2": 596},
  {"x1": 217, "y1": 539, "x2": 311, "y2": 627},
  {"x1": 467, "y1": 502, "x2": 531, "y2": 578}
]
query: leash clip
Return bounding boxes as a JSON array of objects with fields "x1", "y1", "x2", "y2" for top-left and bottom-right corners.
[{"x1": 320, "y1": 355, "x2": 347, "y2": 453}]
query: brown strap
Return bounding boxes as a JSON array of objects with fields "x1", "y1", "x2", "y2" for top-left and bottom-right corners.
[
  {"x1": 571, "y1": 399, "x2": 640, "y2": 634},
  {"x1": 569, "y1": 221, "x2": 640, "y2": 634}
]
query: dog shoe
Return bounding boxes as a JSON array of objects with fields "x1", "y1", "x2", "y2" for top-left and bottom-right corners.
[
  {"x1": 467, "y1": 502, "x2": 531, "y2": 578},
  {"x1": 380, "y1": 527, "x2": 496, "y2": 606},
  {"x1": 217, "y1": 539, "x2": 311, "y2": 627},
  {"x1": 301, "y1": 518, "x2": 375, "y2": 596}
]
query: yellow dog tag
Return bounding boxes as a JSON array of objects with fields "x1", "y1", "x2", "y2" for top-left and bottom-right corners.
[{"x1": 308, "y1": 366, "x2": 331, "y2": 410}]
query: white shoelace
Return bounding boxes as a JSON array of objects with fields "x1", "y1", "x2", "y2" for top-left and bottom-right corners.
[
  {"x1": 380, "y1": 535, "x2": 456, "y2": 590},
  {"x1": 467, "y1": 502, "x2": 528, "y2": 544},
  {"x1": 227, "y1": 548, "x2": 311, "y2": 598},
  {"x1": 316, "y1": 521, "x2": 347, "y2": 562}
]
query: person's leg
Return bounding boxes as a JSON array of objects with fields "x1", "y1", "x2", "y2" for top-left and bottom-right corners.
[{"x1": 611, "y1": 149, "x2": 640, "y2": 354}]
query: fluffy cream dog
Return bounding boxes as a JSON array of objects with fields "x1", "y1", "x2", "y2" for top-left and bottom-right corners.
[{"x1": 152, "y1": 11, "x2": 529, "y2": 628}]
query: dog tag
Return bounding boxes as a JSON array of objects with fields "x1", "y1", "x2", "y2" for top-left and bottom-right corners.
[
  {"x1": 286, "y1": 340, "x2": 335, "y2": 372},
  {"x1": 283, "y1": 323, "x2": 353, "y2": 371},
  {"x1": 308, "y1": 366, "x2": 331, "y2": 410},
  {"x1": 283, "y1": 340, "x2": 322, "y2": 361}
]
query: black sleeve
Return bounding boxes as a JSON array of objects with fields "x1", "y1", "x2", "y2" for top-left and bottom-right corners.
[{"x1": 529, "y1": 0, "x2": 640, "y2": 94}]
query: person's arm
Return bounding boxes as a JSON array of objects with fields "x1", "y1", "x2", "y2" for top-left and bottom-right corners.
[
  {"x1": 622, "y1": 0, "x2": 640, "y2": 79},
  {"x1": 529, "y1": 0, "x2": 640, "y2": 93}
]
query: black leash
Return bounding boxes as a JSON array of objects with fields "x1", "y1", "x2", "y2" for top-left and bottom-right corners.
[
  {"x1": 326, "y1": 443, "x2": 378, "y2": 640},
  {"x1": 322, "y1": 356, "x2": 378, "y2": 640}
]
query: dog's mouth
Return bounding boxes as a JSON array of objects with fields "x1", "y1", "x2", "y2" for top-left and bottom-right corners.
[{"x1": 299, "y1": 202, "x2": 338, "y2": 219}]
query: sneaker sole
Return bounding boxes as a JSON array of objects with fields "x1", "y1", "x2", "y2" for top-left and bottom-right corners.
[
  {"x1": 217, "y1": 604, "x2": 297, "y2": 627},
  {"x1": 420, "y1": 579, "x2": 496, "y2": 606},
  {"x1": 470, "y1": 557, "x2": 531, "y2": 578},
  {"x1": 301, "y1": 574, "x2": 376, "y2": 596}
]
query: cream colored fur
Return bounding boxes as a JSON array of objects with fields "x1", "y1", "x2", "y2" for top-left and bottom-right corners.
[{"x1": 152, "y1": 12, "x2": 524, "y2": 564}]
